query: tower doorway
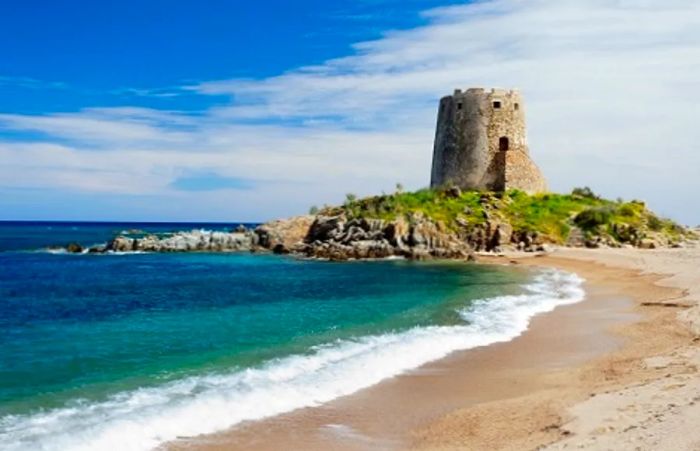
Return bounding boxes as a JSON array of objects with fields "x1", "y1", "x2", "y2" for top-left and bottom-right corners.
[{"x1": 499, "y1": 136, "x2": 509, "y2": 151}]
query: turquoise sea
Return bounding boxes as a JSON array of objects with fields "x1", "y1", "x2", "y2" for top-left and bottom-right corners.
[{"x1": 0, "y1": 221, "x2": 584, "y2": 451}]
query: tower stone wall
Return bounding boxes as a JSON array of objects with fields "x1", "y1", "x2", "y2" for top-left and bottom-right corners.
[{"x1": 430, "y1": 87, "x2": 547, "y2": 193}]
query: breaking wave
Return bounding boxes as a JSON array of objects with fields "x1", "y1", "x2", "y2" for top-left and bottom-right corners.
[{"x1": 0, "y1": 269, "x2": 584, "y2": 451}]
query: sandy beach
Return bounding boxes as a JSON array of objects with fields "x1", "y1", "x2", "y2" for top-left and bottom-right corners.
[{"x1": 169, "y1": 244, "x2": 700, "y2": 451}]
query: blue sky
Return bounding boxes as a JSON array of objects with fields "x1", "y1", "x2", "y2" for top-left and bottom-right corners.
[
  {"x1": 0, "y1": 0, "x2": 449, "y2": 113},
  {"x1": 1, "y1": 0, "x2": 699, "y2": 224}
]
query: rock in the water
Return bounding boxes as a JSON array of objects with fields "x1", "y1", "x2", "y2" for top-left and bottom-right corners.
[
  {"x1": 106, "y1": 230, "x2": 258, "y2": 253},
  {"x1": 65, "y1": 242, "x2": 83, "y2": 253},
  {"x1": 109, "y1": 236, "x2": 135, "y2": 252}
]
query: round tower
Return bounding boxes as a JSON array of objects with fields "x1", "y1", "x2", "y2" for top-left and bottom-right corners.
[{"x1": 430, "y1": 87, "x2": 546, "y2": 193}]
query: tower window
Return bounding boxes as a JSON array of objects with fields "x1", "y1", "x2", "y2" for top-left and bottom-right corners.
[
  {"x1": 493, "y1": 101, "x2": 501, "y2": 109},
  {"x1": 457, "y1": 102, "x2": 463, "y2": 110},
  {"x1": 514, "y1": 103, "x2": 519, "y2": 110},
  {"x1": 499, "y1": 136, "x2": 509, "y2": 151}
]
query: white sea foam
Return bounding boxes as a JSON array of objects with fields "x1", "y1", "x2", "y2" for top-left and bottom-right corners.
[
  {"x1": 104, "y1": 250, "x2": 149, "y2": 255},
  {"x1": 0, "y1": 268, "x2": 584, "y2": 451},
  {"x1": 38, "y1": 248, "x2": 149, "y2": 256},
  {"x1": 42, "y1": 248, "x2": 68, "y2": 255}
]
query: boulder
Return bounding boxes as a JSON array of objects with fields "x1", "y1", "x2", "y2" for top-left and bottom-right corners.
[
  {"x1": 109, "y1": 236, "x2": 135, "y2": 252},
  {"x1": 272, "y1": 243, "x2": 290, "y2": 254},
  {"x1": 639, "y1": 238, "x2": 658, "y2": 249},
  {"x1": 304, "y1": 215, "x2": 346, "y2": 243},
  {"x1": 256, "y1": 215, "x2": 315, "y2": 250},
  {"x1": 487, "y1": 221, "x2": 513, "y2": 251},
  {"x1": 65, "y1": 242, "x2": 83, "y2": 253},
  {"x1": 585, "y1": 238, "x2": 600, "y2": 249}
]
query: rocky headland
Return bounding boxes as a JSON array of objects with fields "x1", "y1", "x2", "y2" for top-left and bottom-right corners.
[
  {"x1": 63, "y1": 187, "x2": 696, "y2": 261},
  {"x1": 91, "y1": 213, "x2": 472, "y2": 260}
]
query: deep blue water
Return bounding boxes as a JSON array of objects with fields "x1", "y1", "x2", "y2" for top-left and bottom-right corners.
[{"x1": 0, "y1": 221, "x2": 583, "y2": 451}]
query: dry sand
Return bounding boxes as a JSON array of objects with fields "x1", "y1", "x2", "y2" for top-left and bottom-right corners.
[{"x1": 169, "y1": 244, "x2": 700, "y2": 451}]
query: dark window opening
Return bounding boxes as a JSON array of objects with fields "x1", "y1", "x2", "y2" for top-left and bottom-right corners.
[
  {"x1": 493, "y1": 101, "x2": 501, "y2": 109},
  {"x1": 499, "y1": 136, "x2": 509, "y2": 151},
  {"x1": 514, "y1": 103, "x2": 520, "y2": 110},
  {"x1": 457, "y1": 102, "x2": 463, "y2": 110}
]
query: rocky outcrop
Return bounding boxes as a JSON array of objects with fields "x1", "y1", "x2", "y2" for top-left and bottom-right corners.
[
  {"x1": 297, "y1": 213, "x2": 473, "y2": 261},
  {"x1": 94, "y1": 212, "x2": 540, "y2": 260},
  {"x1": 107, "y1": 230, "x2": 258, "y2": 253},
  {"x1": 254, "y1": 215, "x2": 315, "y2": 254},
  {"x1": 85, "y1": 198, "x2": 696, "y2": 259},
  {"x1": 98, "y1": 214, "x2": 479, "y2": 260},
  {"x1": 65, "y1": 242, "x2": 84, "y2": 253}
]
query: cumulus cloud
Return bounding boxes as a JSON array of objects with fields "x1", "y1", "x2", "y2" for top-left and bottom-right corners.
[{"x1": 1, "y1": 0, "x2": 699, "y2": 223}]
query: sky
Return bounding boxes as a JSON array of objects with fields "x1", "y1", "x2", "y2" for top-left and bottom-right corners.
[{"x1": 1, "y1": 0, "x2": 699, "y2": 224}]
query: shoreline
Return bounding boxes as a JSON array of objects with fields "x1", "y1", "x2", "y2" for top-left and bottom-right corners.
[
  {"x1": 168, "y1": 245, "x2": 699, "y2": 450},
  {"x1": 412, "y1": 249, "x2": 695, "y2": 450}
]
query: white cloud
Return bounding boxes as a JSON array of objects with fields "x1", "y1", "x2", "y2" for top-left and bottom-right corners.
[{"x1": 1, "y1": 0, "x2": 699, "y2": 223}]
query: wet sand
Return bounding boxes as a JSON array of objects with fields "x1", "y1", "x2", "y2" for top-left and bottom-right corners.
[{"x1": 167, "y1": 247, "x2": 698, "y2": 451}]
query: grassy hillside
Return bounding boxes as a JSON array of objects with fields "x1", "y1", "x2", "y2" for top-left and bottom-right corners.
[{"x1": 319, "y1": 187, "x2": 693, "y2": 248}]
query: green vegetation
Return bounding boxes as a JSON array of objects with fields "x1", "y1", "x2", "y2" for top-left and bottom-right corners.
[
  {"x1": 326, "y1": 188, "x2": 485, "y2": 226},
  {"x1": 320, "y1": 186, "x2": 694, "y2": 247}
]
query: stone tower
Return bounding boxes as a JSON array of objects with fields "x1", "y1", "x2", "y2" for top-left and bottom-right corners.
[{"x1": 430, "y1": 88, "x2": 547, "y2": 193}]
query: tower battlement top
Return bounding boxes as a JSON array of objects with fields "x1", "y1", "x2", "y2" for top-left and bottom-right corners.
[{"x1": 451, "y1": 87, "x2": 521, "y2": 98}]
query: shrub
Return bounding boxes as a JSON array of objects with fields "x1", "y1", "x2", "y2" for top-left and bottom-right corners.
[
  {"x1": 574, "y1": 206, "x2": 614, "y2": 230},
  {"x1": 618, "y1": 203, "x2": 638, "y2": 217},
  {"x1": 571, "y1": 186, "x2": 599, "y2": 200},
  {"x1": 647, "y1": 214, "x2": 664, "y2": 231}
]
